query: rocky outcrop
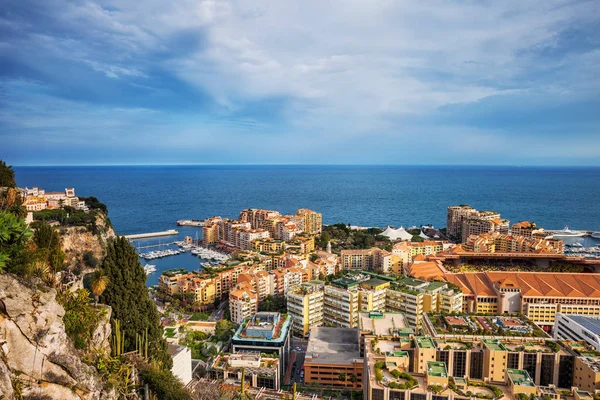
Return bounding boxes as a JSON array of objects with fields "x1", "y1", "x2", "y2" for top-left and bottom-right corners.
[
  {"x1": 0, "y1": 274, "x2": 115, "y2": 400},
  {"x1": 61, "y1": 214, "x2": 115, "y2": 272}
]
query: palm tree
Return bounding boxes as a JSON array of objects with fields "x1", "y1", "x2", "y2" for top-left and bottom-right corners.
[
  {"x1": 89, "y1": 270, "x2": 110, "y2": 306},
  {"x1": 338, "y1": 372, "x2": 346, "y2": 386},
  {"x1": 349, "y1": 373, "x2": 358, "y2": 387}
]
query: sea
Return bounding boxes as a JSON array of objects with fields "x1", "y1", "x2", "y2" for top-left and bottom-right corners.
[{"x1": 14, "y1": 165, "x2": 600, "y2": 285}]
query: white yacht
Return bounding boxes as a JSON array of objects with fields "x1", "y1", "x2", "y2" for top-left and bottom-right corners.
[
  {"x1": 591, "y1": 232, "x2": 600, "y2": 239},
  {"x1": 552, "y1": 226, "x2": 585, "y2": 238},
  {"x1": 143, "y1": 264, "x2": 157, "y2": 275}
]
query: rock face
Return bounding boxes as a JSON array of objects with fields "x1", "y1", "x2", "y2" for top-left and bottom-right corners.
[
  {"x1": 61, "y1": 214, "x2": 115, "y2": 272},
  {"x1": 0, "y1": 274, "x2": 114, "y2": 400}
]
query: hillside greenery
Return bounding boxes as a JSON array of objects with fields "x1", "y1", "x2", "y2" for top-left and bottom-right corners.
[{"x1": 316, "y1": 223, "x2": 392, "y2": 252}]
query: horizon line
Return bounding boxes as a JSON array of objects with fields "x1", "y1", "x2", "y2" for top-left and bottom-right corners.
[{"x1": 10, "y1": 163, "x2": 600, "y2": 168}]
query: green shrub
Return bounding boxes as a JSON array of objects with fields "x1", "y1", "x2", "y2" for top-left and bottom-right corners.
[{"x1": 138, "y1": 361, "x2": 190, "y2": 400}]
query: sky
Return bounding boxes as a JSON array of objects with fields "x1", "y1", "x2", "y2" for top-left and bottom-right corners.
[{"x1": 1, "y1": 0, "x2": 599, "y2": 166}]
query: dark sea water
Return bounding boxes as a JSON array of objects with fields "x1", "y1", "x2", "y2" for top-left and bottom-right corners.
[{"x1": 14, "y1": 165, "x2": 600, "y2": 285}]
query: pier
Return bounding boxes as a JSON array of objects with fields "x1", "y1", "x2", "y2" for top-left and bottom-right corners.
[
  {"x1": 134, "y1": 242, "x2": 176, "y2": 250},
  {"x1": 124, "y1": 229, "x2": 179, "y2": 240}
]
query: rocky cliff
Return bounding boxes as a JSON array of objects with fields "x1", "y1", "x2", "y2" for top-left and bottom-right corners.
[
  {"x1": 0, "y1": 274, "x2": 115, "y2": 400},
  {"x1": 61, "y1": 214, "x2": 116, "y2": 272}
]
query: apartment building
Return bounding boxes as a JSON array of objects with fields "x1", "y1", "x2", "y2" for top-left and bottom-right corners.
[
  {"x1": 229, "y1": 283, "x2": 258, "y2": 325},
  {"x1": 444, "y1": 272, "x2": 600, "y2": 331},
  {"x1": 296, "y1": 208, "x2": 323, "y2": 235},
  {"x1": 463, "y1": 232, "x2": 563, "y2": 254},
  {"x1": 287, "y1": 281, "x2": 325, "y2": 336},
  {"x1": 511, "y1": 221, "x2": 540, "y2": 238},
  {"x1": 271, "y1": 267, "x2": 304, "y2": 296},
  {"x1": 385, "y1": 278, "x2": 462, "y2": 329},
  {"x1": 447, "y1": 205, "x2": 480, "y2": 241},
  {"x1": 236, "y1": 228, "x2": 270, "y2": 250},
  {"x1": 252, "y1": 238, "x2": 286, "y2": 254},
  {"x1": 340, "y1": 248, "x2": 390, "y2": 271},
  {"x1": 323, "y1": 280, "x2": 360, "y2": 328},
  {"x1": 409, "y1": 241, "x2": 445, "y2": 257},
  {"x1": 239, "y1": 209, "x2": 282, "y2": 229},
  {"x1": 364, "y1": 334, "x2": 581, "y2": 400},
  {"x1": 202, "y1": 216, "x2": 223, "y2": 245},
  {"x1": 461, "y1": 218, "x2": 510, "y2": 243},
  {"x1": 358, "y1": 278, "x2": 390, "y2": 313}
]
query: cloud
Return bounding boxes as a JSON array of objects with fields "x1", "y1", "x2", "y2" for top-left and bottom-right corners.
[{"x1": 0, "y1": 0, "x2": 599, "y2": 165}]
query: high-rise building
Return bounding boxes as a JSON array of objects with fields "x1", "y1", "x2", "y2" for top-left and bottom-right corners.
[
  {"x1": 323, "y1": 280, "x2": 360, "y2": 328},
  {"x1": 447, "y1": 205, "x2": 480, "y2": 241},
  {"x1": 229, "y1": 283, "x2": 258, "y2": 325},
  {"x1": 296, "y1": 208, "x2": 323, "y2": 235},
  {"x1": 287, "y1": 281, "x2": 324, "y2": 336}
]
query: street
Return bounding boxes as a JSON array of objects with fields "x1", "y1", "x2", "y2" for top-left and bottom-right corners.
[{"x1": 208, "y1": 300, "x2": 227, "y2": 321}]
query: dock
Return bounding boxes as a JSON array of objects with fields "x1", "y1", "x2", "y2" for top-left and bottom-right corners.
[{"x1": 124, "y1": 229, "x2": 179, "y2": 240}]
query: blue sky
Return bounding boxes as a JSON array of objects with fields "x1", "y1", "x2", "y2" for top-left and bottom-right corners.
[{"x1": 1, "y1": 0, "x2": 599, "y2": 165}]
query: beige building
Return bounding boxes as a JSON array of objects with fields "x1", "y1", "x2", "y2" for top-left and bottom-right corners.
[
  {"x1": 296, "y1": 208, "x2": 322, "y2": 235},
  {"x1": 287, "y1": 281, "x2": 324, "y2": 336},
  {"x1": 323, "y1": 282, "x2": 360, "y2": 328},
  {"x1": 229, "y1": 283, "x2": 259, "y2": 325},
  {"x1": 447, "y1": 205, "x2": 480, "y2": 241}
]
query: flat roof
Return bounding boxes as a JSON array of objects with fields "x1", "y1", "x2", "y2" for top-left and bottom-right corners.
[
  {"x1": 232, "y1": 314, "x2": 291, "y2": 344},
  {"x1": 416, "y1": 336, "x2": 435, "y2": 349},
  {"x1": 427, "y1": 361, "x2": 448, "y2": 377},
  {"x1": 332, "y1": 277, "x2": 359, "y2": 289},
  {"x1": 362, "y1": 277, "x2": 390, "y2": 287},
  {"x1": 507, "y1": 369, "x2": 535, "y2": 386},
  {"x1": 483, "y1": 338, "x2": 507, "y2": 351},
  {"x1": 306, "y1": 327, "x2": 361, "y2": 365},
  {"x1": 359, "y1": 312, "x2": 410, "y2": 336},
  {"x1": 568, "y1": 315, "x2": 600, "y2": 335}
]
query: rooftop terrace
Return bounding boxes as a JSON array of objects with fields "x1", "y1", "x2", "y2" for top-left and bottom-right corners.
[
  {"x1": 483, "y1": 339, "x2": 508, "y2": 351},
  {"x1": 427, "y1": 361, "x2": 448, "y2": 377},
  {"x1": 416, "y1": 336, "x2": 435, "y2": 349},
  {"x1": 507, "y1": 369, "x2": 535, "y2": 387}
]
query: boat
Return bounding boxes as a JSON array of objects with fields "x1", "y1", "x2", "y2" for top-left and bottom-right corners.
[
  {"x1": 177, "y1": 219, "x2": 205, "y2": 227},
  {"x1": 552, "y1": 226, "x2": 585, "y2": 238},
  {"x1": 143, "y1": 264, "x2": 157, "y2": 275},
  {"x1": 592, "y1": 232, "x2": 600, "y2": 239}
]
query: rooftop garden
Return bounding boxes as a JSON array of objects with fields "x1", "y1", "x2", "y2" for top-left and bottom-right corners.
[
  {"x1": 373, "y1": 360, "x2": 418, "y2": 390},
  {"x1": 449, "y1": 377, "x2": 504, "y2": 399},
  {"x1": 428, "y1": 313, "x2": 548, "y2": 338}
]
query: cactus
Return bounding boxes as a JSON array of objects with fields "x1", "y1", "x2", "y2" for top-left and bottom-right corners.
[
  {"x1": 240, "y1": 367, "x2": 245, "y2": 396},
  {"x1": 112, "y1": 319, "x2": 125, "y2": 356}
]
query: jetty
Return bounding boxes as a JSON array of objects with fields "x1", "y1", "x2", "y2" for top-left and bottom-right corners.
[{"x1": 124, "y1": 229, "x2": 179, "y2": 240}]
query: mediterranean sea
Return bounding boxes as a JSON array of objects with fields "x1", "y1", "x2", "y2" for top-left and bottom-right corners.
[{"x1": 14, "y1": 165, "x2": 600, "y2": 285}]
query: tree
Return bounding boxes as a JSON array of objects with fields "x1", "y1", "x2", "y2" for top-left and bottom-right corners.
[
  {"x1": 338, "y1": 372, "x2": 347, "y2": 385},
  {"x1": 89, "y1": 270, "x2": 110, "y2": 306},
  {"x1": 100, "y1": 236, "x2": 172, "y2": 369},
  {"x1": 0, "y1": 160, "x2": 16, "y2": 187},
  {"x1": 0, "y1": 211, "x2": 32, "y2": 272},
  {"x1": 33, "y1": 222, "x2": 65, "y2": 273}
]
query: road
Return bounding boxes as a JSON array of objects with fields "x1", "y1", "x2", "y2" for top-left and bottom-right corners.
[
  {"x1": 290, "y1": 337, "x2": 308, "y2": 385},
  {"x1": 208, "y1": 300, "x2": 227, "y2": 321}
]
